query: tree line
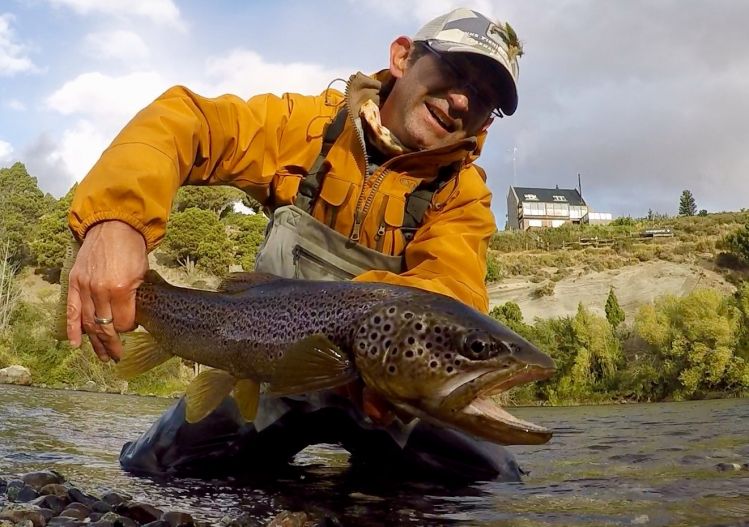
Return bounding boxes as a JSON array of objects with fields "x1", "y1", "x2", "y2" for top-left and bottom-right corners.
[{"x1": 1, "y1": 162, "x2": 748, "y2": 402}]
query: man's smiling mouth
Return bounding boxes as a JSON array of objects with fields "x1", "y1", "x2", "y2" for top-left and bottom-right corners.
[{"x1": 426, "y1": 104, "x2": 455, "y2": 133}]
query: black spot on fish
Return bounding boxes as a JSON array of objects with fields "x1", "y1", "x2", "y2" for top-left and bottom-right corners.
[
  {"x1": 373, "y1": 315, "x2": 382, "y2": 325},
  {"x1": 429, "y1": 361, "x2": 438, "y2": 369},
  {"x1": 383, "y1": 323, "x2": 392, "y2": 332},
  {"x1": 370, "y1": 332, "x2": 378, "y2": 340},
  {"x1": 388, "y1": 365, "x2": 396, "y2": 374},
  {"x1": 415, "y1": 322, "x2": 423, "y2": 331},
  {"x1": 384, "y1": 339, "x2": 391, "y2": 348},
  {"x1": 404, "y1": 312, "x2": 414, "y2": 319},
  {"x1": 387, "y1": 307, "x2": 396, "y2": 315},
  {"x1": 407, "y1": 336, "x2": 415, "y2": 345},
  {"x1": 405, "y1": 350, "x2": 414, "y2": 358},
  {"x1": 446, "y1": 366, "x2": 454, "y2": 373}
]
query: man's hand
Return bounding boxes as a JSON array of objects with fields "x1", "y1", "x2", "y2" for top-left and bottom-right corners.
[{"x1": 66, "y1": 221, "x2": 148, "y2": 362}]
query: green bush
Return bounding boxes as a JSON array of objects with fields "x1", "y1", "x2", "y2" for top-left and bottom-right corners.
[
  {"x1": 485, "y1": 253, "x2": 502, "y2": 283},
  {"x1": 225, "y1": 212, "x2": 269, "y2": 271},
  {"x1": 634, "y1": 289, "x2": 748, "y2": 399},
  {"x1": 164, "y1": 208, "x2": 235, "y2": 276}
]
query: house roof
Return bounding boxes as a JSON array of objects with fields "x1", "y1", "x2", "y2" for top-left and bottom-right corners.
[{"x1": 510, "y1": 186, "x2": 587, "y2": 206}]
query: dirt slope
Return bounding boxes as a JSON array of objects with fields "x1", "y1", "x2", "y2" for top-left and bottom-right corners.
[{"x1": 487, "y1": 260, "x2": 736, "y2": 321}]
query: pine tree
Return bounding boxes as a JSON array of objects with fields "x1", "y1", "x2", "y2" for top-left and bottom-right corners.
[
  {"x1": 605, "y1": 287, "x2": 625, "y2": 329},
  {"x1": 678, "y1": 190, "x2": 697, "y2": 216}
]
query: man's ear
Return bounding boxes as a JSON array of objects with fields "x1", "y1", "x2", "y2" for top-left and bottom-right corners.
[{"x1": 389, "y1": 36, "x2": 412, "y2": 79}]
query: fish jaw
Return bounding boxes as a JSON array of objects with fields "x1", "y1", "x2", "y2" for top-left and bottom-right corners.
[
  {"x1": 414, "y1": 363, "x2": 556, "y2": 445},
  {"x1": 406, "y1": 396, "x2": 554, "y2": 445}
]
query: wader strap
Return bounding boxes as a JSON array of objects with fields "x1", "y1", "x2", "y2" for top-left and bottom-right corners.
[
  {"x1": 294, "y1": 106, "x2": 458, "y2": 241},
  {"x1": 295, "y1": 108, "x2": 349, "y2": 213},
  {"x1": 402, "y1": 165, "x2": 457, "y2": 240}
]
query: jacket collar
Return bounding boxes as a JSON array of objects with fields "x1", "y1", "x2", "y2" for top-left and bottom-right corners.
[{"x1": 345, "y1": 70, "x2": 487, "y2": 168}]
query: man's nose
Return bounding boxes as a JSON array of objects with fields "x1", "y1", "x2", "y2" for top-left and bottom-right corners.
[{"x1": 446, "y1": 89, "x2": 470, "y2": 112}]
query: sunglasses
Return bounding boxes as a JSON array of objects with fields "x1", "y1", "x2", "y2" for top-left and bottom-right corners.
[{"x1": 422, "y1": 39, "x2": 504, "y2": 119}]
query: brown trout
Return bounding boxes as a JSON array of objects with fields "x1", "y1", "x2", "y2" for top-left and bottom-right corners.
[{"x1": 58, "y1": 268, "x2": 555, "y2": 446}]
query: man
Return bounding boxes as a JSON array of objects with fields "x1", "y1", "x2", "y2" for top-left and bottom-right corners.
[{"x1": 66, "y1": 8, "x2": 525, "y2": 481}]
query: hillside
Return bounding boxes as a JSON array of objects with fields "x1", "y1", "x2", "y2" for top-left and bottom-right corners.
[
  {"x1": 486, "y1": 211, "x2": 748, "y2": 322},
  {"x1": 488, "y1": 259, "x2": 735, "y2": 321}
]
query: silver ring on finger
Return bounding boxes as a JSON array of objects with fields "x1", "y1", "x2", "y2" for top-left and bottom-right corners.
[{"x1": 94, "y1": 316, "x2": 114, "y2": 325}]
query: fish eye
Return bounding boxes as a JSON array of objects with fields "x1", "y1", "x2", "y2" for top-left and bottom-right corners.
[
  {"x1": 470, "y1": 340, "x2": 485, "y2": 355},
  {"x1": 459, "y1": 333, "x2": 498, "y2": 360}
]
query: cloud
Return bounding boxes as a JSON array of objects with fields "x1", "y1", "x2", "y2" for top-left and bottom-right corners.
[
  {"x1": 351, "y1": 0, "x2": 499, "y2": 24},
  {"x1": 23, "y1": 121, "x2": 110, "y2": 197},
  {"x1": 40, "y1": 71, "x2": 170, "y2": 193},
  {"x1": 46, "y1": 70, "x2": 169, "y2": 121},
  {"x1": 46, "y1": 0, "x2": 185, "y2": 30},
  {"x1": 82, "y1": 30, "x2": 150, "y2": 63},
  {"x1": 5, "y1": 99, "x2": 26, "y2": 111},
  {"x1": 0, "y1": 13, "x2": 38, "y2": 76},
  {"x1": 23, "y1": 133, "x2": 71, "y2": 197},
  {"x1": 0, "y1": 140, "x2": 13, "y2": 163},
  {"x1": 193, "y1": 49, "x2": 352, "y2": 97}
]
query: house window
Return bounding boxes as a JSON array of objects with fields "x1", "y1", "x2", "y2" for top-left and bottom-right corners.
[
  {"x1": 552, "y1": 195, "x2": 567, "y2": 202},
  {"x1": 523, "y1": 194, "x2": 539, "y2": 201},
  {"x1": 522, "y1": 203, "x2": 546, "y2": 216}
]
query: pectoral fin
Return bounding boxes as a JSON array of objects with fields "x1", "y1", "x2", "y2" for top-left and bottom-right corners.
[
  {"x1": 116, "y1": 332, "x2": 173, "y2": 379},
  {"x1": 267, "y1": 334, "x2": 357, "y2": 396},
  {"x1": 233, "y1": 379, "x2": 260, "y2": 421},
  {"x1": 185, "y1": 368, "x2": 236, "y2": 423}
]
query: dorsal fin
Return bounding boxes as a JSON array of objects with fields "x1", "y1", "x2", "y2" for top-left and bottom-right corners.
[
  {"x1": 217, "y1": 272, "x2": 282, "y2": 293},
  {"x1": 143, "y1": 269, "x2": 168, "y2": 284}
]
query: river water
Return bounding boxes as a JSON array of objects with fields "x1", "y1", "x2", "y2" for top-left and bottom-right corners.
[{"x1": 0, "y1": 385, "x2": 747, "y2": 526}]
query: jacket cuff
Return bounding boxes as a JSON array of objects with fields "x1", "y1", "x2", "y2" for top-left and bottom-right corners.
[{"x1": 70, "y1": 211, "x2": 161, "y2": 252}]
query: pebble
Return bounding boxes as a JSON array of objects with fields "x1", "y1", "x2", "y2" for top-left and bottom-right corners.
[
  {"x1": 1, "y1": 471, "x2": 201, "y2": 527},
  {"x1": 715, "y1": 462, "x2": 742, "y2": 471},
  {"x1": 2, "y1": 470, "x2": 334, "y2": 527}
]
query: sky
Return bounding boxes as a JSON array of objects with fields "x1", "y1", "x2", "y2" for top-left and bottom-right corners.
[{"x1": 1, "y1": 0, "x2": 748, "y2": 227}]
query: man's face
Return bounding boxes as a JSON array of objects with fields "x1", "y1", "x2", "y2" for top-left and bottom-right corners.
[{"x1": 381, "y1": 39, "x2": 504, "y2": 151}]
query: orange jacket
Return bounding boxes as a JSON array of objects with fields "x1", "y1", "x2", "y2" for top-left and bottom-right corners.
[{"x1": 70, "y1": 71, "x2": 497, "y2": 312}]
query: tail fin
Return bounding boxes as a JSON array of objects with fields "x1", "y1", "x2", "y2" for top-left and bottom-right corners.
[{"x1": 52, "y1": 238, "x2": 81, "y2": 341}]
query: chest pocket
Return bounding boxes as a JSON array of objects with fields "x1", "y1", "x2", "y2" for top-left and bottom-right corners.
[{"x1": 314, "y1": 175, "x2": 355, "y2": 228}]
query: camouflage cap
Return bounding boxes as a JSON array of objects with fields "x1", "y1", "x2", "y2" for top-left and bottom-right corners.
[{"x1": 413, "y1": 7, "x2": 522, "y2": 116}]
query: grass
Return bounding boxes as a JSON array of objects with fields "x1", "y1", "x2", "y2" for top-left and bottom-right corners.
[{"x1": 488, "y1": 211, "x2": 749, "y2": 284}]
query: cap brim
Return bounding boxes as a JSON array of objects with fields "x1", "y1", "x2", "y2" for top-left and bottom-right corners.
[{"x1": 427, "y1": 41, "x2": 518, "y2": 116}]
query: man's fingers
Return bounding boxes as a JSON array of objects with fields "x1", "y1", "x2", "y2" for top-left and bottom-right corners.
[
  {"x1": 81, "y1": 292, "x2": 123, "y2": 362},
  {"x1": 88, "y1": 334, "x2": 111, "y2": 362},
  {"x1": 66, "y1": 292, "x2": 83, "y2": 348}
]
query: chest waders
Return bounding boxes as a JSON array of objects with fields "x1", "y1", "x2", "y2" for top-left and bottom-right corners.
[{"x1": 254, "y1": 108, "x2": 445, "y2": 280}]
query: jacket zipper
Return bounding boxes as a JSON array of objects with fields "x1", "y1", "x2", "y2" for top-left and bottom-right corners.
[{"x1": 343, "y1": 78, "x2": 475, "y2": 244}]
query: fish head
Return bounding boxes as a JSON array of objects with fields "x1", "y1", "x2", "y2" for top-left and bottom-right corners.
[{"x1": 352, "y1": 295, "x2": 556, "y2": 445}]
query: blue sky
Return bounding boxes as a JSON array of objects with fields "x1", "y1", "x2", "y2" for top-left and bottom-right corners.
[{"x1": 1, "y1": 0, "x2": 748, "y2": 227}]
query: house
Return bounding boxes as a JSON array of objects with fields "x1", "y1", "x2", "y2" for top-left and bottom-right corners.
[{"x1": 506, "y1": 186, "x2": 590, "y2": 230}]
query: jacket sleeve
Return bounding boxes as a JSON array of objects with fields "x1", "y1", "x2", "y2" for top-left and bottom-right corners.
[
  {"x1": 69, "y1": 85, "x2": 313, "y2": 250},
  {"x1": 354, "y1": 170, "x2": 495, "y2": 313}
]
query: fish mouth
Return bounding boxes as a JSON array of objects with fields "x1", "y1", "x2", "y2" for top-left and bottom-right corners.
[{"x1": 403, "y1": 364, "x2": 555, "y2": 445}]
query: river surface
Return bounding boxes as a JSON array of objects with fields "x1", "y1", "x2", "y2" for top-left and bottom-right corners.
[{"x1": 0, "y1": 385, "x2": 747, "y2": 526}]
